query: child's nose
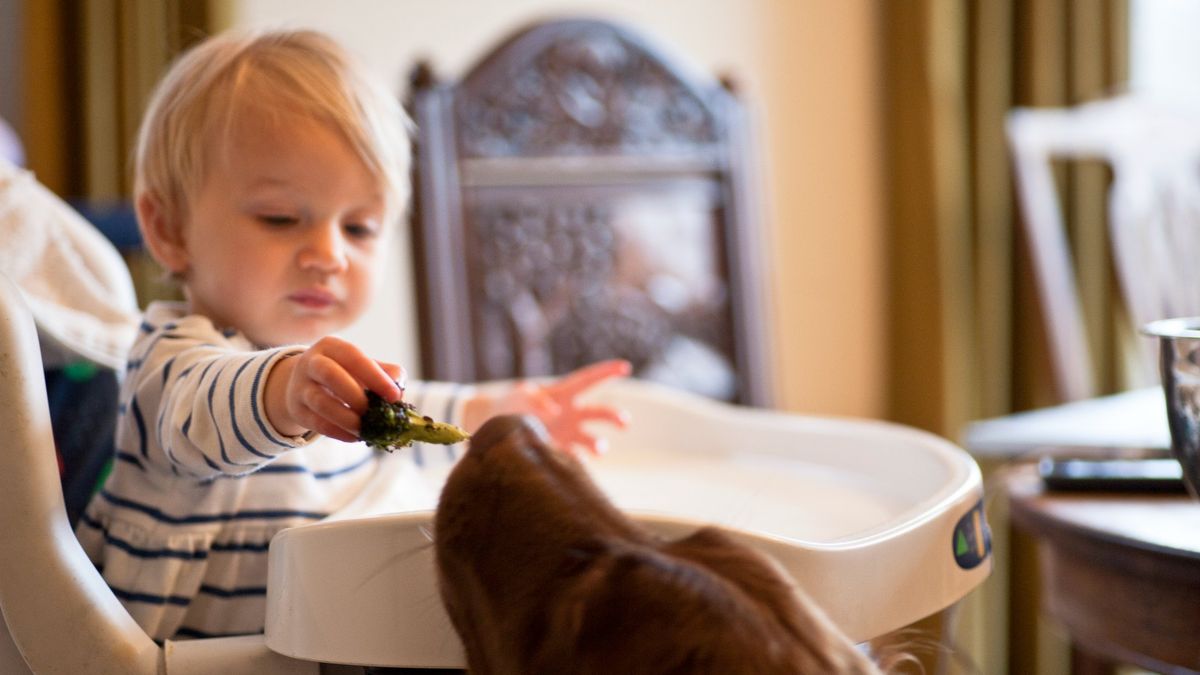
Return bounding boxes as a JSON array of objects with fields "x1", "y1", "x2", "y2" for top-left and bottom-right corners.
[{"x1": 298, "y1": 222, "x2": 348, "y2": 273}]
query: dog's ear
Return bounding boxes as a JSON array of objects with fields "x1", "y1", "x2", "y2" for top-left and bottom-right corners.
[
  {"x1": 665, "y1": 527, "x2": 880, "y2": 674},
  {"x1": 531, "y1": 541, "x2": 742, "y2": 675}
]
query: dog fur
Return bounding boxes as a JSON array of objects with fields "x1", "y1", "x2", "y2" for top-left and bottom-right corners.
[{"x1": 434, "y1": 415, "x2": 883, "y2": 674}]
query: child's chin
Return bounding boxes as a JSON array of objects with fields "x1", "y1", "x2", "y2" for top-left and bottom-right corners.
[{"x1": 256, "y1": 322, "x2": 341, "y2": 347}]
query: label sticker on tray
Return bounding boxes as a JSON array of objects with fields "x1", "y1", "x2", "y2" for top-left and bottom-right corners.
[{"x1": 951, "y1": 499, "x2": 991, "y2": 569}]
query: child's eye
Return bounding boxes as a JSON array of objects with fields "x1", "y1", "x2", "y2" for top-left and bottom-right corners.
[
  {"x1": 344, "y1": 222, "x2": 378, "y2": 239},
  {"x1": 258, "y1": 214, "x2": 299, "y2": 227}
]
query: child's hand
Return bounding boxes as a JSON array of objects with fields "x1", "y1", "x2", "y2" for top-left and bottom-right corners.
[
  {"x1": 464, "y1": 359, "x2": 632, "y2": 456},
  {"x1": 266, "y1": 336, "x2": 405, "y2": 443}
]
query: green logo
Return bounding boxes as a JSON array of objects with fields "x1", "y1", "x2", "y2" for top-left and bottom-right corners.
[{"x1": 952, "y1": 499, "x2": 991, "y2": 570}]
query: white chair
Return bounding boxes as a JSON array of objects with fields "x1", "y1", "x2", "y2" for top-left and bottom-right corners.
[
  {"x1": 1008, "y1": 94, "x2": 1200, "y2": 401},
  {"x1": 966, "y1": 95, "x2": 1200, "y2": 455}
]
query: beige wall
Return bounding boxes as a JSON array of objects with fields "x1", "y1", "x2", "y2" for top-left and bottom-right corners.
[{"x1": 223, "y1": 0, "x2": 886, "y2": 419}]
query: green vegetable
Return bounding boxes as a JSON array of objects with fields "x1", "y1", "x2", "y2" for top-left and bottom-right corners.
[{"x1": 360, "y1": 391, "x2": 471, "y2": 452}]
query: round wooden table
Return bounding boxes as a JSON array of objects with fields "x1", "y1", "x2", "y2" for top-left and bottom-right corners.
[{"x1": 1007, "y1": 466, "x2": 1200, "y2": 674}]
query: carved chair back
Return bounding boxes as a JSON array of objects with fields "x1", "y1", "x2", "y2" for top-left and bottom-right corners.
[{"x1": 407, "y1": 18, "x2": 771, "y2": 406}]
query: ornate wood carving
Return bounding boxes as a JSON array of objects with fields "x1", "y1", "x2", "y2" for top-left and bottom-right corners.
[
  {"x1": 466, "y1": 196, "x2": 737, "y2": 399},
  {"x1": 456, "y1": 24, "x2": 718, "y2": 158},
  {"x1": 409, "y1": 19, "x2": 771, "y2": 405}
]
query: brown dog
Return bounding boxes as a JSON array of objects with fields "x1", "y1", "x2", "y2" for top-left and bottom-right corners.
[{"x1": 434, "y1": 415, "x2": 883, "y2": 674}]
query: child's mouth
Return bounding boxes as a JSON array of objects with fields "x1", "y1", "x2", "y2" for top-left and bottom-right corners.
[{"x1": 289, "y1": 289, "x2": 336, "y2": 309}]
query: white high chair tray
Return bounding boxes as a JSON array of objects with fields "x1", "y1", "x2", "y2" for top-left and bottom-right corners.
[{"x1": 265, "y1": 381, "x2": 991, "y2": 668}]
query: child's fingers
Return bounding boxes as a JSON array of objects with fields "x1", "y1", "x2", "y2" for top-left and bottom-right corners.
[
  {"x1": 311, "y1": 337, "x2": 403, "y2": 403},
  {"x1": 573, "y1": 405, "x2": 630, "y2": 429},
  {"x1": 515, "y1": 382, "x2": 560, "y2": 420},
  {"x1": 295, "y1": 386, "x2": 361, "y2": 441},
  {"x1": 306, "y1": 353, "x2": 370, "y2": 412},
  {"x1": 564, "y1": 432, "x2": 608, "y2": 457},
  {"x1": 548, "y1": 359, "x2": 632, "y2": 399},
  {"x1": 378, "y1": 361, "x2": 408, "y2": 390}
]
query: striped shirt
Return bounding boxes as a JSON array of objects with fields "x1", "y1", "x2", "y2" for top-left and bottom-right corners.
[{"x1": 75, "y1": 302, "x2": 468, "y2": 641}]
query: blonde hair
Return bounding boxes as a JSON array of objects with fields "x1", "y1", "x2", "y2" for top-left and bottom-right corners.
[{"x1": 134, "y1": 28, "x2": 411, "y2": 229}]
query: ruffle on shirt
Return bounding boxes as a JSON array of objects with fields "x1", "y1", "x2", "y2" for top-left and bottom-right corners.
[{"x1": 77, "y1": 503, "x2": 307, "y2": 640}]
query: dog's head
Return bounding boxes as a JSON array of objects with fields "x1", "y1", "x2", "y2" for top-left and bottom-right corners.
[{"x1": 434, "y1": 415, "x2": 881, "y2": 674}]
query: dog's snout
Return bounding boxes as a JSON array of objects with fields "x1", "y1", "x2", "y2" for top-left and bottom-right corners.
[{"x1": 466, "y1": 414, "x2": 552, "y2": 461}]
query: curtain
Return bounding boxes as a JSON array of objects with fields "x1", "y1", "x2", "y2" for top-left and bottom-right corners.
[
  {"x1": 884, "y1": 0, "x2": 1128, "y2": 438},
  {"x1": 20, "y1": 0, "x2": 218, "y2": 305},
  {"x1": 881, "y1": 1, "x2": 1128, "y2": 673}
]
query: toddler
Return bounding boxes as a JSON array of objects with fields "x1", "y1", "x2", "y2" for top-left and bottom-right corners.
[{"x1": 75, "y1": 28, "x2": 629, "y2": 641}]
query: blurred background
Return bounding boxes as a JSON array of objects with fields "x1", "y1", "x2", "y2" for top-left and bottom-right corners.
[{"x1": 3, "y1": 0, "x2": 1196, "y2": 672}]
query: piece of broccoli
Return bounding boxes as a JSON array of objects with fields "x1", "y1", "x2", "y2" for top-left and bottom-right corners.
[{"x1": 359, "y1": 391, "x2": 471, "y2": 452}]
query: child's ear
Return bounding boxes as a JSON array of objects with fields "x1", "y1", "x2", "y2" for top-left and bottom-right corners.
[{"x1": 136, "y1": 191, "x2": 189, "y2": 274}]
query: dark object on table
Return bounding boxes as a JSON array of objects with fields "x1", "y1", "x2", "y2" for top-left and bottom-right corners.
[{"x1": 1038, "y1": 456, "x2": 1187, "y2": 494}]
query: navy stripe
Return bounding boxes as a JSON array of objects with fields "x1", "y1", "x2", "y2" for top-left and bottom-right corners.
[
  {"x1": 200, "y1": 451, "x2": 222, "y2": 473},
  {"x1": 100, "y1": 490, "x2": 327, "y2": 524},
  {"x1": 208, "y1": 361, "x2": 253, "y2": 468},
  {"x1": 116, "y1": 451, "x2": 145, "y2": 470},
  {"x1": 140, "y1": 321, "x2": 155, "y2": 333},
  {"x1": 107, "y1": 534, "x2": 204, "y2": 560},
  {"x1": 78, "y1": 512, "x2": 103, "y2": 531},
  {"x1": 111, "y1": 585, "x2": 191, "y2": 607},
  {"x1": 80, "y1": 516, "x2": 208, "y2": 560},
  {"x1": 174, "y1": 626, "x2": 262, "y2": 639},
  {"x1": 198, "y1": 583, "x2": 266, "y2": 598},
  {"x1": 228, "y1": 359, "x2": 274, "y2": 461},
  {"x1": 158, "y1": 386, "x2": 179, "y2": 469},
  {"x1": 443, "y1": 385, "x2": 461, "y2": 462},
  {"x1": 443, "y1": 385, "x2": 460, "y2": 422},
  {"x1": 412, "y1": 443, "x2": 424, "y2": 467},
  {"x1": 249, "y1": 354, "x2": 292, "y2": 448},
  {"x1": 161, "y1": 354, "x2": 177, "y2": 386},
  {"x1": 131, "y1": 397, "x2": 148, "y2": 458},
  {"x1": 311, "y1": 453, "x2": 376, "y2": 478},
  {"x1": 211, "y1": 540, "x2": 270, "y2": 553},
  {"x1": 81, "y1": 514, "x2": 272, "y2": 554},
  {"x1": 225, "y1": 452, "x2": 374, "y2": 480}
]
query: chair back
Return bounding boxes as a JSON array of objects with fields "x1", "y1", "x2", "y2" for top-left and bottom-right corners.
[
  {"x1": 408, "y1": 18, "x2": 772, "y2": 405},
  {"x1": 1008, "y1": 95, "x2": 1200, "y2": 401}
]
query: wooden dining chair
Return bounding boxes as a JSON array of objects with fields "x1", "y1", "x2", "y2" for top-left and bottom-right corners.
[
  {"x1": 1007, "y1": 94, "x2": 1200, "y2": 403},
  {"x1": 405, "y1": 18, "x2": 772, "y2": 406}
]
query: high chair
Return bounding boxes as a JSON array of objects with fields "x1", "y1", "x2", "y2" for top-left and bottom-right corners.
[
  {"x1": 0, "y1": 271, "x2": 316, "y2": 675},
  {"x1": 1, "y1": 260, "x2": 993, "y2": 671}
]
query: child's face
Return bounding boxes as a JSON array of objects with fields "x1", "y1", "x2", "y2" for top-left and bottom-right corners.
[{"x1": 180, "y1": 110, "x2": 388, "y2": 346}]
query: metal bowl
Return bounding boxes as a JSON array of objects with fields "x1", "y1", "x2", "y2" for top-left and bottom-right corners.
[{"x1": 1143, "y1": 317, "x2": 1200, "y2": 499}]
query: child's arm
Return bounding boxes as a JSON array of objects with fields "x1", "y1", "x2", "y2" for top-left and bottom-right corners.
[
  {"x1": 264, "y1": 335, "x2": 404, "y2": 444},
  {"x1": 460, "y1": 359, "x2": 631, "y2": 456}
]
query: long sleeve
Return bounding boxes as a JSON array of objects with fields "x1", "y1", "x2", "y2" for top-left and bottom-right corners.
[{"x1": 118, "y1": 306, "x2": 312, "y2": 481}]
